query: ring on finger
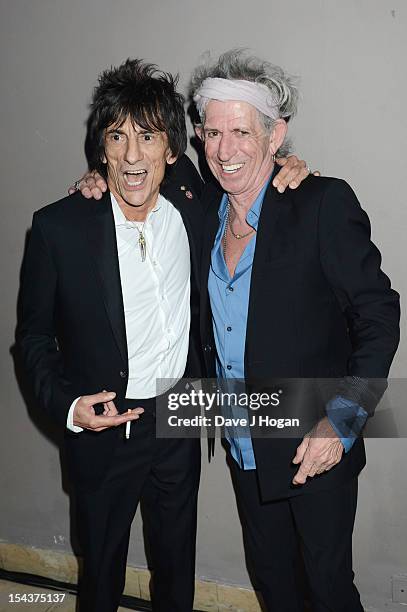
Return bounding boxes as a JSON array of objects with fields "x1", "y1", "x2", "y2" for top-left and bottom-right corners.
[{"x1": 73, "y1": 180, "x2": 81, "y2": 191}]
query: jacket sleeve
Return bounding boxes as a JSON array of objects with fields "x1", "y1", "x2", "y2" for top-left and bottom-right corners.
[
  {"x1": 318, "y1": 179, "x2": 400, "y2": 415},
  {"x1": 16, "y1": 212, "x2": 78, "y2": 427}
]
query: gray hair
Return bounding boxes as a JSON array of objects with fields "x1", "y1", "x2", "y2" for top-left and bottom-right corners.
[{"x1": 190, "y1": 49, "x2": 299, "y2": 156}]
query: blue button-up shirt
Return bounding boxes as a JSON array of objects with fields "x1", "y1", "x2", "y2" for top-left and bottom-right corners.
[
  {"x1": 208, "y1": 180, "x2": 271, "y2": 469},
  {"x1": 208, "y1": 176, "x2": 367, "y2": 469}
]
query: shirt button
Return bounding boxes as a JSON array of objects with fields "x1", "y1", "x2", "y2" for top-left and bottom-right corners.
[
  {"x1": 228, "y1": 286, "x2": 234, "y2": 292},
  {"x1": 227, "y1": 365, "x2": 232, "y2": 370},
  {"x1": 119, "y1": 370, "x2": 127, "y2": 378},
  {"x1": 227, "y1": 326, "x2": 232, "y2": 332}
]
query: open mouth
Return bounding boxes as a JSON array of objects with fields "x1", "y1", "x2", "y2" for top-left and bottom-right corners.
[
  {"x1": 123, "y1": 169, "x2": 147, "y2": 187},
  {"x1": 221, "y1": 163, "x2": 245, "y2": 174}
]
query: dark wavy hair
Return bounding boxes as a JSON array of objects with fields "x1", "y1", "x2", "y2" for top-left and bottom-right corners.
[{"x1": 85, "y1": 59, "x2": 187, "y2": 177}]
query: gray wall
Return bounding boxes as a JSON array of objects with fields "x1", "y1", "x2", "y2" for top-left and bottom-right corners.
[{"x1": 0, "y1": 1, "x2": 406, "y2": 609}]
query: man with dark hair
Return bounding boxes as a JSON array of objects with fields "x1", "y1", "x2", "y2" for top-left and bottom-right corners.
[{"x1": 17, "y1": 58, "x2": 205, "y2": 612}]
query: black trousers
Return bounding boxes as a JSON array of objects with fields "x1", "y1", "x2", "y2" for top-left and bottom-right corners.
[
  {"x1": 228, "y1": 453, "x2": 364, "y2": 612},
  {"x1": 74, "y1": 398, "x2": 201, "y2": 612}
]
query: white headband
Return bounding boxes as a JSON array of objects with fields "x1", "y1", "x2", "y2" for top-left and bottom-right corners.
[{"x1": 193, "y1": 77, "x2": 280, "y2": 121}]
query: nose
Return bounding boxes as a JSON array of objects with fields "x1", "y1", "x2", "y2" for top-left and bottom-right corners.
[
  {"x1": 125, "y1": 134, "x2": 142, "y2": 164},
  {"x1": 217, "y1": 133, "x2": 236, "y2": 162}
]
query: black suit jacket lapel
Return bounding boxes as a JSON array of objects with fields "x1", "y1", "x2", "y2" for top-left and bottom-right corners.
[
  {"x1": 86, "y1": 191, "x2": 128, "y2": 366},
  {"x1": 245, "y1": 184, "x2": 285, "y2": 368},
  {"x1": 200, "y1": 185, "x2": 223, "y2": 340},
  {"x1": 161, "y1": 181, "x2": 203, "y2": 291}
]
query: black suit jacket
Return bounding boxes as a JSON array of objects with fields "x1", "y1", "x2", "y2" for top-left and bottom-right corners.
[
  {"x1": 17, "y1": 154, "x2": 204, "y2": 488},
  {"x1": 200, "y1": 174, "x2": 400, "y2": 501}
]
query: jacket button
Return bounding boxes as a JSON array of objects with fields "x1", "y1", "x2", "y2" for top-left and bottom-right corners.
[
  {"x1": 119, "y1": 370, "x2": 127, "y2": 378},
  {"x1": 204, "y1": 345, "x2": 212, "y2": 352}
]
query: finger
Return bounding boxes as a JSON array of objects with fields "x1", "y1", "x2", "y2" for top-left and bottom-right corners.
[
  {"x1": 292, "y1": 436, "x2": 310, "y2": 464},
  {"x1": 274, "y1": 156, "x2": 288, "y2": 167},
  {"x1": 292, "y1": 445, "x2": 305, "y2": 465},
  {"x1": 292, "y1": 449, "x2": 315, "y2": 484},
  {"x1": 81, "y1": 186, "x2": 93, "y2": 199},
  {"x1": 128, "y1": 406, "x2": 144, "y2": 414},
  {"x1": 84, "y1": 171, "x2": 97, "y2": 183},
  {"x1": 313, "y1": 170, "x2": 321, "y2": 176},
  {"x1": 104, "y1": 400, "x2": 119, "y2": 415},
  {"x1": 77, "y1": 174, "x2": 98, "y2": 198},
  {"x1": 292, "y1": 462, "x2": 313, "y2": 485},
  {"x1": 274, "y1": 158, "x2": 305, "y2": 192},
  {"x1": 83, "y1": 177, "x2": 97, "y2": 190},
  {"x1": 90, "y1": 186, "x2": 103, "y2": 200},
  {"x1": 94, "y1": 175, "x2": 108, "y2": 192},
  {"x1": 283, "y1": 161, "x2": 307, "y2": 189},
  {"x1": 68, "y1": 187, "x2": 77, "y2": 195},
  {"x1": 87, "y1": 411, "x2": 141, "y2": 430},
  {"x1": 273, "y1": 156, "x2": 298, "y2": 187},
  {"x1": 288, "y1": 164, "x2": 310, "y2": 189},
  {"x1": 307, "y1": 464, "x2": 320, "y2": 477},
  {"x1": 83, "y1": 391, "x2": 116, "y2": 407}
]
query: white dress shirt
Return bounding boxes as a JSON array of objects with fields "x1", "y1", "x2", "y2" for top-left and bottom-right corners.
[{"x1": 67, "y1": 192, "x2": 191, "y2": 432}]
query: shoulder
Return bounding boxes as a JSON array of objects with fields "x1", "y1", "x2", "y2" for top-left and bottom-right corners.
[
  {"x1": 33, "y1": 190, "x2": 100, "y2": 227},
  {"x1": 163, "y1": 154, "x2": 204, "y2": 198},
  {"x1": 285, "y1": 174, "x2": 362, "y2": 218},
  {"x1": 288, "y1": 173, "x2": 356, "y2": 201},
  {"x1": 35, "y1": 190, "x2": 92, "y2": 217},
  {"x1": 200, "y1": 180, "x2": 223, "y2": 212}
]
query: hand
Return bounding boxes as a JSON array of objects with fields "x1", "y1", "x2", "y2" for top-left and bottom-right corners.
[
  {"x1": 292, "y1": 417, "x2": 344, "y2": 485},
  {"x1": 273, "y1": 155, "x2": 320, "y2": 193},
  {"x1": 73, "y1": 391, "x2": 143, "y2": 432},
  {"x1": 68, "y1": 170, "x2": 107, "y2": 200}
]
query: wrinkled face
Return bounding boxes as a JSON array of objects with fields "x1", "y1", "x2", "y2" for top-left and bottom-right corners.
[
  {"x1": 103, "y1": 115, "x2": 176, "y2": 213},
  {"x1": 202, "y1": 100, "x2": 280, "y2": 198}
]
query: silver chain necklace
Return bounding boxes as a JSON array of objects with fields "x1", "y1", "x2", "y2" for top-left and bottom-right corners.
[{"x1": 223, "y1": 199, "x2": 255, "y2": 258}]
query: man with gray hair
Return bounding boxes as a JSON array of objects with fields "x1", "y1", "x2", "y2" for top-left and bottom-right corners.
[{"x1": 194, "y1": 50, "x2": 399, "y2": 611}]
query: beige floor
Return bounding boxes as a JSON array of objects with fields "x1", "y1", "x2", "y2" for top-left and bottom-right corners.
[{"x1": 0, "y1": 579, "x2": 140, "y2": 611}]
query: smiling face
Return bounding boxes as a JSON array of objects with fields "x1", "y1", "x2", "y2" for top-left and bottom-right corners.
[
  {"x1": 103, "y1": 115, "x2": 177, "y2": 218},
  {"x1": 201, "y1": 100, "x2": 287, "y2": 202}
]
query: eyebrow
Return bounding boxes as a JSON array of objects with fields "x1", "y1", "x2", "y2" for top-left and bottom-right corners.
[
  {"x1": 106, "y1": 127, "x2": 157, "y2": 135},
  {"x1": 203, "y1": 127, "x2": 251, "y2": 133},
  {"x1": 106, "y1": 127, "x2": 125, "y2": 134}
]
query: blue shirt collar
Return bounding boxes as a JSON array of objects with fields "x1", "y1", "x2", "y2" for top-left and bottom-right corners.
[{"x1": 218, "y1": 172, "x2": 274, "y2": 228}]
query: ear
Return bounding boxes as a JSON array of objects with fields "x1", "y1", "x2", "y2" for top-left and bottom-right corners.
[
  {"x1": 269, "y1": 119, "x2": 288, "y2": 155},
  {"x1": 194, "y1": 125, "x2": 204, "y2": 141},
  {"x1": 166, "y1": 150, "x2": 178, "y2": 166}
]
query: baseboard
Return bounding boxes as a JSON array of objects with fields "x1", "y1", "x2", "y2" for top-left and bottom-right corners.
[{"x1": 0, "y1": 542, "x2": 262, "y2": 611}]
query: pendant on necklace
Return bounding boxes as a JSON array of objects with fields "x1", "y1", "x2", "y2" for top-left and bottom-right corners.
[{"x1": 138, "y1": 232, "x2": 146, "y2": 262}]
